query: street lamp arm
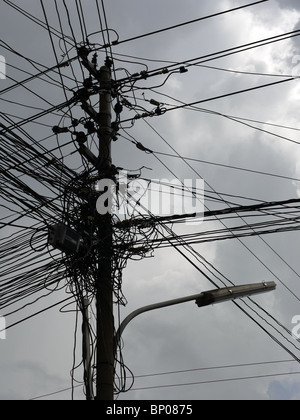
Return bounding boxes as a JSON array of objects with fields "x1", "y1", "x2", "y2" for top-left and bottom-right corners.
[
  {"x1": 114, "y1": 281, "x2": 276, "y2": 355},
  {"x1": 114, "y1": 292, "x2": 203, "y2": 354}
]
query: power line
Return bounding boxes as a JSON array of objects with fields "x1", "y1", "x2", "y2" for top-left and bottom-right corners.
[
  {"x1": 111, "y1": 1, "x2": 269, "y2": 47},
  {"x1": 142, "y1": 88, "x2": 300, "y2": 146},
  {"x1": 120, "y1": 77, "x2": 296, "y2": 124},
  {"x1": 138, "y1": 149, "x2": 300, "y2": 183},
  {"x1": 115, "y1": 29, "x2": 300, "y2": 87},
  {"x1": 129, "y1": 370, "x2": 300, "y2": 392},
  {"x1": 30, "y1": 383, "x2": 82, "y2": 400},
  {"x1": 133, "y1": 359, "x2": 296, "y2": 379},
  {"x1": 29, "y1": 357, "x2": 296, "y2": 399},
  {"x1": 3, "y1": 0, "x2": 75, "y2": 47},
  {"x1": 3, "y1": 296, "x2": 75, "y2": 330}
]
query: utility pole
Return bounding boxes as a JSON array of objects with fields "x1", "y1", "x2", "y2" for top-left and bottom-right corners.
[
  {"x1": 61, "y1": 48, "x2": 115, "y2": 400},
  {"x1": 95, "y1": 62, "x2": 114, "y2": 400},
  {"x1": 51, "y1": 49, "x2": 116, "y2": 399}
]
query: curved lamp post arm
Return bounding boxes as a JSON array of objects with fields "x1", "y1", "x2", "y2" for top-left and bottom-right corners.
[
  {"x1": 114, "y1": 292, "x2": 203, "y2": 354},
  {"x1": 114, "y1": 281, "x2": 276, "y2": 355}
]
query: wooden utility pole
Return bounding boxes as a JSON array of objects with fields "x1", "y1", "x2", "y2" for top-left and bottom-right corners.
[
  {"x1": 77, "y1": 49, "x2": 115, "y2": 399},
  {"x1": 95, "y1": 63, "x2": 114, "y2": 400}
]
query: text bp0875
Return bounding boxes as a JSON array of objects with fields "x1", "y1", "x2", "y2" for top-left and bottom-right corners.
[{"x1": 150, "y1": 405, "x2": 193, "y2": 415}]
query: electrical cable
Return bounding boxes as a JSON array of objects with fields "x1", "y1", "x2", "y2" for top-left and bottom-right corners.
[
  {"x1": 120, "y1": 77, "x2": 296, "y2": 124},
  {"x1": 129, "y1": 370, "x2": 300, "y2": 392},
  {"x1": 115, "y1": 29, "x2": 300, "y2": 87},
  {"x1": 29, "y1": 357, "x2": 297, "y2": 399},
  {"x1": 110, "y1": 1, "x2": 270, "y2": 47}
]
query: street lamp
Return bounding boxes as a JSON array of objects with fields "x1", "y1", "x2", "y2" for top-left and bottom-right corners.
[{"x1": 114, "y1": 281, "x2": 276, "y2": 354}]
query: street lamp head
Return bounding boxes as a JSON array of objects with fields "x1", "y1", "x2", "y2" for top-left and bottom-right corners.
[{"x1": 195, "y1": 281, "x2": 276, "y2": 307}]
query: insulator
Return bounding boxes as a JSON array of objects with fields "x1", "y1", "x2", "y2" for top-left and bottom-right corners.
[
  {"x1": 150, "y1": 99, "x2": 161, "y2": 107},
  {"x1": 52, "y1": 126, "x2": 69, "y2": 134}
]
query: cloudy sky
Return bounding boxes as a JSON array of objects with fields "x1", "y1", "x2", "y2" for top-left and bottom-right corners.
[{"x1": 1, "y1": 0, "x2": 300, "y2": 401}]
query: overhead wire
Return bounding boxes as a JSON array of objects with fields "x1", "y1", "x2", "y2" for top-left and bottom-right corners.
[
  {"x1": 29, "y1": 357, "x2": 297, "y2": 399},
  {"x1": 120, "y1": 77, "x2": 296, "y2": 124},
  {"x1": 120, "y1": 113, "x2": 300, "y2": 313},
  {"x1": 108, "y1": 1, "x2": 270, "y2": 47},
  {"x1": 115, "y1": 29, "x2": 300, "y2": 88},
  {"x1": 120, "y1": 107, "x2": 300, "y2": 363},
  {"x1": 115, "y1": 183, "x2": 300, "y2": 367},
  {"x1": 40, "y1": 0, "x2": 76, "y2": 122},
  {"x1": 143, "y1": 87, "x2": 300, "y2": 147},
  {"x1": 129, "y1": 370, "x2": 300, "y2": 393}
]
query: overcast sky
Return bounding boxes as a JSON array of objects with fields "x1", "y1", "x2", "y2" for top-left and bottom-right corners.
[{"x1": 1, "y1": 0, "x2": 300, "y2": 401}]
